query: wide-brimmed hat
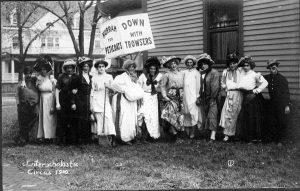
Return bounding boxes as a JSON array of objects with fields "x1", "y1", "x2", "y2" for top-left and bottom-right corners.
[
  {"x1": 183, "y1": 55, "x2": 197, "y2": 66},
  {"x1": 144, "y1": 57, "x2": 161, "y2": 69},
  {"x1": 33, "y1": 57, "x2": 53, "y2": 72},
  {"x1": 62, "y1": 59, "x2": 76, "y2": 73},
  {"x1": 196, "y1": 53, "x2": 214, "y2": 68},
  {"x1": 161, "y1": 56, "x2": 181, "y2": 68},
  {"x1": 266, "y1": 59, "x2": 280, "y2": 69},
  {"x1": 122, "y1": 59, "x2": 137, "y2": 70},
  {"x1": 77, "y1": 56, "x2": 93, "y2": 68},
  {"x1": 94, "y1": 60, "x2": 108, "y2": 68},
  {"x1": 238, "y1": 55, "x2": 255, "y2": 68}
]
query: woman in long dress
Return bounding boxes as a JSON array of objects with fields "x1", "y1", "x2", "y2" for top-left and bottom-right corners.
[
  {"x1": 237, "y1": 56, "x2": 268, "y2": 142},
  {"x1": 219, "y1": 53, "x2": 243, "y2": 142},
  {"x1": 182, "y1": 55, "x2": 202, "y2": 139},
  {"x1": 90, "y1": 60, "x2": 116, "y2": 146},
  {"x1": 160, "y1": 56, "x2": 184, "y2": 142},
  {"x1": 34, "y1": 57, "x2": 57, "y2": 142},
  {"x1": 137, "y1": 57, "x2": 162, "y2": 141},
  {"x1": 71, "y1": 57, "x2": 93, "y2": 144},
  {"x1": 111, "y1": 59, "x2": 144, "y2": 145}
]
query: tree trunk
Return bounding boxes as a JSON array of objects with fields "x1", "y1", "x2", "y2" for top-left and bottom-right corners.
[
  {"x1": 17, "y1": 4, "x2": 24, "y2": 81},
  {"x1": 88, "y1": 3, "x2": 100, "y2": 58},
  {"x1": 79, "y1": 10, "x2": 85, "y2": 57}
]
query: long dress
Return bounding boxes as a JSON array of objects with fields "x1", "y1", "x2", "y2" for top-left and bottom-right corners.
[
  {"x1": 182, "y1": 68, "x2": 202, "y2": 128},
  {"x1": 37, "y1": 75, "x2": 57, "y2": 139},
  {"x1": 71, "y1": 73, "x2": 92, "y2": 142},
  {"x1": 111, "y1": 72, "x2": 144, "y2": 142},
  {"x1": 91, "y1": 73, "x2": 116, "y2": 136},
  {"x1": 219, "y1": 68, "x2": 243, "y2": 136},
  {"x1": 160, "y1": 70, "x2": 184, "y2": 131},
  {"x1": 237, "y1": 70, "x2": 268, "y2": 141},
  {"x1": 137, "y1": 73, "x2": 162, "y2": 139}
]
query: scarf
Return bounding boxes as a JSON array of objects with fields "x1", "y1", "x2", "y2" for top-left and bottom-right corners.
[
  {"x1": 228, "y1": 69, "x2": 237, "y2": 82},
  {"x1": 126, "y1": 71, "x2": 138, "y2": 83},
  {"x1": 146, "y1": 73, "x2": 158, "y2": 95}
]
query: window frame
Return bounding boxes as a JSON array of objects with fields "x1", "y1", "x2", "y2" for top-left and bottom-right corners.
[{"x1": 203, "y1": 0, "x2": 243, "y2": 67}]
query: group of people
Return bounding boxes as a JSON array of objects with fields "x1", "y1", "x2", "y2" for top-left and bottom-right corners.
[{"x1": 15, "y1": 53, "x2": 291, "y2": 147}]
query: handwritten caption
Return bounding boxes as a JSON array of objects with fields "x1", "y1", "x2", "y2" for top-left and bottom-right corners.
[{"x1": 22, "y1": 160, "x2": 78, "y2": 176}]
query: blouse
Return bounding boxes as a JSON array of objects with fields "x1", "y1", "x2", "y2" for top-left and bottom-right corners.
[{"x1": 238, "y1": 70, "x2": 268, "y2": 93}]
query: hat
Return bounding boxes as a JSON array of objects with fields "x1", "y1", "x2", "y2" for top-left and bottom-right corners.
[
  {"x1": 144, "y1": 57, "x2": 161, "y2": 69},
  {"x1": 122, "y1": 59, "x2": 137, "y2": 70},
  {"x1": 161, "y1": 56, "x2": 181, "y2": 68},
  {"x1": 62, "y1": 59, "x2": 76, "y2": 73},
  {"x1": 33, "y1": 57, "x2": 53, "y2": 72},
  {"x1": 196, "y1": 53, "x2": 214, "y2": 68},
  {"x1": 94, "y1": 60, "x2": 108, "y2": 68},
  {"x1": 226, "y1": 52, "x2": 239, "y2": 67},
  {"x1": 77, "y1": 56, "x2": 93, "y2": 68},
  {"x1": 266, "y1": 59, "x2": 280, "y2": 69},
  {"x1": 238, "y1": 55, "x2": 255, "y2": 68},
  {"x1": 183, "y1": 55, "x2": 197, "y2": 66}
]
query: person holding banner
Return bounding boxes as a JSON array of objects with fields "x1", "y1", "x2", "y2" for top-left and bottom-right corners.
[
  {"x1": 137, "y1": 57, "x2": 163, "y2": 142},
  {"x1": 90, "y1": 60, "x2": 116, "y2": 147},
  {"x1": 111, "y1": 59, "x2": 144, "y2": 145},
  {"x1": 182, "y1": 55, "x2": 202, "y2": 139},
  {"x1": 160, "y1": 56, "x2": 184, "y2": 142}
]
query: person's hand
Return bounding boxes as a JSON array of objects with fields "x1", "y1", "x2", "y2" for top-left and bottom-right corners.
[
  {"x1": 90, "y1": 114, "x2": 95, "y2": 122},
  {"x1": 253, "y1": 89, "x2": 259, "y2": 94},
  {"x1": 164, "y1": 96, "x2": 171, "y2": 102},
  {"x1": 56, "y1": 103, "x2": 61, "y2": 111},
  {"x1": 71, "y1": 104, "x2": 76, "y2": 110},
  {"x1": 285, "y1": 106, "x2": 290, "y2": 114},
  {"x1": 50, "y1": 108, "x2": 55, "y2": 114},
  {"x1": 104, "y1": 82, "x2": 109, "y2": 88},
  {"x1": 72, "y1": 89, "x2": 78, "y2": 94}
]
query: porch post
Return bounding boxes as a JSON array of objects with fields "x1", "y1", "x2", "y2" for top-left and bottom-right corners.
[{"x1": 11, "y1": 59, "x2": 15, "y2": 83}]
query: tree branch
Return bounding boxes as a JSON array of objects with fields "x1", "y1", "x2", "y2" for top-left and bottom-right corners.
[
  {"x1": 85, "y1": 0, "x2": 93, "y2": 11},
  {"x1": 21, "y1": 6, "x2": 38, "y2": 28}
]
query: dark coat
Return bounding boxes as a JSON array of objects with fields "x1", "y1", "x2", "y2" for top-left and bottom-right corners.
[{"x1": 264, "y1": 72, "x2": 290, "y2": 110}]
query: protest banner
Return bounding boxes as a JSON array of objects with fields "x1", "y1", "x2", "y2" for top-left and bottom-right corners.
[{"x1": 100, "y1": 13, "x2": 155, "y2": 58}]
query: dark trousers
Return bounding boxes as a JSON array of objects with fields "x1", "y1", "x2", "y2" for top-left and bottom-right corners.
[
  {"x1": 17, "y1": 103, "x2": 38, "y2": 142},
  {"x1": 56, "y1": 106, "x2": 77, "y2": 144}
]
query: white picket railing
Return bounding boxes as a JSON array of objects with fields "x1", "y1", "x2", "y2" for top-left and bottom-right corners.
[{"x1": 2, "y1": 73, "x2": 19, "y2": 83}]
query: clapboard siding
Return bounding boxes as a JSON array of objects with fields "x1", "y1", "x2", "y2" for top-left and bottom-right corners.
[
  {"x1": 243, "y1": 0, "x2": 300, "y2": 101},
  {"x1": 147, "y1": 0, "x2": 203, "y2": 59}
]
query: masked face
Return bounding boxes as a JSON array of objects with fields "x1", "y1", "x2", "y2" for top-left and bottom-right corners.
[
  {"x1": 65, "y1": 66, "x2": 74, "y2": 75},
  {"x1": 97, "y1": 64, "x2": 106, "y2": 74},
  {"x1": 269, "y1": 65, "x2": 278, "y2": 75},
  {"x1": 149, "y1": 66, "x2": 156, "y2": 76},
  {"x1": 229, "y1": 62, "x2": 238, "y2": 71}
]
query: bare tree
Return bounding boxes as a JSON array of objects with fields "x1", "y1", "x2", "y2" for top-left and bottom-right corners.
[{"x1": 1, "y1": 1, "x2": 62, "y2": 80}]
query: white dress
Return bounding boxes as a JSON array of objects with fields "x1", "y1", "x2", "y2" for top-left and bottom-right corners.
[
  {"x1": 90, "y1": 73, "x2": 116, "y2": 136},
  {"x1": 137, "y1": 73, "x2": 162, "y2": 139},
  {"x1": 111, "y1": 72, "x2": 143, "y2": 142},
  {"x1": 36, "y1": 75, "x2": 57, "y2": 139},
  {"x1": 182, "y1": 68, "x2": 202, "y2": 128}
]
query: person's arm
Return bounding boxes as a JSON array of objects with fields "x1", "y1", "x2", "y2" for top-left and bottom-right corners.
[
  {"x1": 70, "y1": 75, "x2": 79, "y2": 110},
  {"x1": 111, "y1": 73, "x2": 127, "y2": 93},
  {"x1": 159, "y1": 73, "x2": 170, "y2": 101},
  {"x1": 55, "y1": 75, "x2": 62, "y2": 110},
  {"x1": 221, "y1": 69, "x2": 227, "y2": 90},
  {"x1": 254, "y1": 73, "x2": 268, "y2": 94},
  {"x1": 210, "y1": 71, "x2": 220, "y2": 104},
  {"x1": 281, "y1": 75, "x2": 291, "y2": 114},
  {"x1": 15, "y1": 82, "x2": 21, "y2": 106}
]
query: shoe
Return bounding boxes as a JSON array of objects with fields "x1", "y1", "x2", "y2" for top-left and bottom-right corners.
[
  {"x1": 208, "y1": 139, "x2": 215, "y2": 144},
  {"x1": 124, "y1": 141, "x2": 132, "y2": 146},
  {"x1": 277, "y1": 142, "x2": 283, "y2": 147},
  {"x1": 223, "y1": 136, "x2": 229, "y2": 142}
]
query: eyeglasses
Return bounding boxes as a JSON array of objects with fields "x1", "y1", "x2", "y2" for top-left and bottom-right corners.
[
  {"x1": 243, "y1": 64, "x2": 250, "y2": 67},
  {"x1": 97, "y1": 65, "x2": 106, "y2": 68},
  {"x1": 270, "y1": 66, "x2": 277, "y2": 70}
]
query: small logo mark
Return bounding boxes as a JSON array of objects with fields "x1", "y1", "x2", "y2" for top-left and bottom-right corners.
[{"x1": 228, "y1": 160, "x2": 234, "y2": 167}]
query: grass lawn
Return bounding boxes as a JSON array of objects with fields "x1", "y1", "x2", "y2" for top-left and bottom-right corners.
[{"x1": 2, "y1": 105, "x2": 300, "y2": 190}]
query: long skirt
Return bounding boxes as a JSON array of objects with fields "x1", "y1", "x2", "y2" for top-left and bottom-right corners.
[
  {"x1": 37, "y1": 92, "x2": 56, "y2": 139},
  {"x1": 91, "y1": 111, "x2": 116, "y2": 136},
  {"x1": 17, "y1": 103, "x2": 38, "y2": 142},
  {"x1": 200, "y1": 99, "x2": 218, "y2": 131},
  {"x1": 138, "y1": 92, "x2": 160, "y2": 139},
  {"x1": 112, "y1": 93, "x2": 137, "y2": 142},
  {"x1": 237, "y1": 92, "x2": 265, "y2": 141},
  {"x1": 220, "y1": 90, "x2": 243, "y2": 136},
  {"x1": 161, "y1": 88, "x2": 184, "y2": 131}
]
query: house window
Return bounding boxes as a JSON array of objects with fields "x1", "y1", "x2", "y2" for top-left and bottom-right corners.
[
  {"x1": 10, "y1": 12, "x2": 17, "y2": 25},
  {"x1": 55, "y1": 38, "x2": 59, "y2": 48},
  {"x1": 205, "y1": 0, "x2": 240, "y2": 65},
  {"x1": 12, "y1": 36, "x2": 19, "y2": 49},
  {"x1": 47, "y1": 37, "x2": 54, "y2": 48},
  {"x1": 41, "y1": 37, "x2": 46, "y2": 47},
  {"x1": 95, "y1": 40, "x2": 101, "y2": 48}
]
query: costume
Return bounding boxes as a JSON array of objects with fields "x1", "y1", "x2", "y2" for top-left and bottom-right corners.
[
  {"x1": 36, "y1": 75, "x2": 57, "y2": 139},
  {"x1": 16, "y1": 76, "x2": 39, "y2": 143},
  {"x1": 219, "y1": 67, "x2": 243, "y2": 136},
  {"x1": 138, "y1": 73, "x2": 163, "y2": 139},
  {"x1": 91, "y1": 73, "x2": 116, "y2": 136}
]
